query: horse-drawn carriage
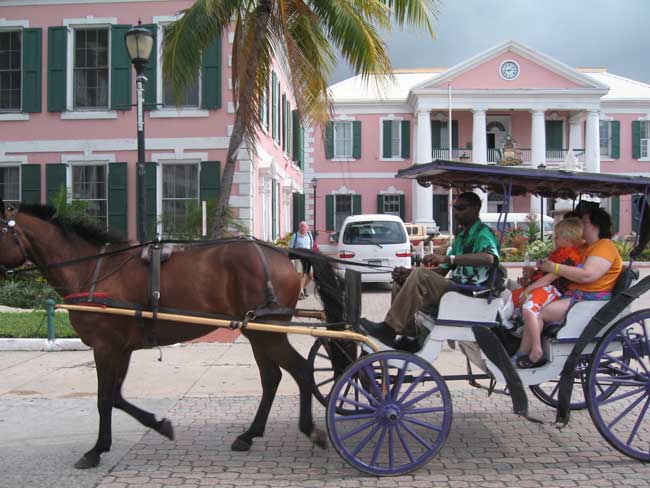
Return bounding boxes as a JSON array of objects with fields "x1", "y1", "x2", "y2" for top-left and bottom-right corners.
[{"x1": 2, "y1": 160, "x2": 650, "y2": 476}]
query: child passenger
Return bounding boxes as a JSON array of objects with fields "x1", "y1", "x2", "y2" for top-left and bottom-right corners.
[{"x1": 512, "y1": 218, "x2": 584, "y2": 369}]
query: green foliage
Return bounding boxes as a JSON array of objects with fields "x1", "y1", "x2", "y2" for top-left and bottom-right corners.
[
  {"x1": 0, "y1": 276, "x2": 61, "y2": 309},
  {"x1": 275, "y1": 232, "x2": 293, "y2": 248},
  {"x1": 526, "y1": 239, "x2": 554, "y2": 261},
  {"x1": 49, "y1": 185, "x2": 99, "y2": 225},
  {"x1": 612, "y1": 239, "x2": 632, "y2": 260},
  {"x1": 160, "y1": 200, "x2": 249, "y2": 239},
  {"x1": 0, "y1": 311, "x2": 76, "y2": 338},
  {"x1": 524, "y1": 213, "x2": 541, "y2": 244}
]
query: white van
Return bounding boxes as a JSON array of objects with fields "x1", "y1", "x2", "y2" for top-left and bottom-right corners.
[
  {"x1": 480, "y1": 213, "x2": 554, "y2": 236},
  {"x1": 333, "y1": 214, "x2": 411, "y2": 283}
]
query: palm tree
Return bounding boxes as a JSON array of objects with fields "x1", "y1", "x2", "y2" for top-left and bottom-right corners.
[{"x1": 164, "y1": 0, "x2": 440, "y2": 237}]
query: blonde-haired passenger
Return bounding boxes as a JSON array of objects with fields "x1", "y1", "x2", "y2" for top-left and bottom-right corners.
[{"x1": 513, "y1": 218, "x2": 584, "y2": 368}]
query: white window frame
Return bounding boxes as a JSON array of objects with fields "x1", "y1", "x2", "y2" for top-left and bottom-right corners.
[
  {"x1": 0, "y1": 19, "x2": 29, "y2": 120},
  {"x1": 379, "y1": 117, "x2": 404, "y2": 160},
  {"x1": 285, "y1": 98, "x2": 292, "y2": 158},
  {"x1": 66, "y1": 161, "x2": 109, "y2": 227},
  {"x1": 334, "y1": 193, "x2": 353, "y2": 231},
  {"x1": 0, "y1": 28, "x2": 23, "y2": 114},
  {"x1": 599, "y1": 120, "x2": 612, "y2": 159},
  {"x1": 62, "y1": 17, "x2": 117, "y2": 119},
  {"x1": 641, "y1": 121, "x2": 650, "y2": 160},
  {"x1": 0, "y1": 163, "x2": 21, "y2": 203},
  {"x1": 260, "y1": 85, "x2": 268, "y2": 133},
  {"x1": 333, "y1": 121, "x2": 353, "y2": 159},
  {"x1": 156, "y1": 159, "x2": 201, "y2": 237},
  {"x1": 382, "y1": 194, "x2": 401, "y2": 216},
  {"x1": 272, "y1": 73, "x2": 280, "y2": 145}
]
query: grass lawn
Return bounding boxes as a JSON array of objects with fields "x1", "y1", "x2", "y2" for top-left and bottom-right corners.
[{"x1": 0, "y1": 311, "x2": 78, "y2": 338}]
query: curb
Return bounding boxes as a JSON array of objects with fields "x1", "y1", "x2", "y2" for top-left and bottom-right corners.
[{"x1": 0, "y1": 338, "x2": 89, "y2": 352}]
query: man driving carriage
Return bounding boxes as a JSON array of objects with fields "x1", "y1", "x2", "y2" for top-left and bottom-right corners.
[{"x1": 360, "y1": 192, "x2": 499, "y2": 344}]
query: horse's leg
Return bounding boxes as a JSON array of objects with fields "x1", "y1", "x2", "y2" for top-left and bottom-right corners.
[
  {"x1": 112, "y1": 351, "x2": 174, "y2": 440},
  {"x1": 270, "y1": 336, "x2": 327, "y2": 449},
  {"x1": 74, "y1": 347, "x2": 119, "y2": 469},
  {"x1": 231, "y1": 334, "x2": 283, "y2": 452}
]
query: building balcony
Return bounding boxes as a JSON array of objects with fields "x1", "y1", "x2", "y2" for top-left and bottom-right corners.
[{"x1": 432, "y1": 147, "x2": 585, "y2": 169}]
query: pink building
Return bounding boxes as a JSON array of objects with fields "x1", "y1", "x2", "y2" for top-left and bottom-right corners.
[
  {"x1": 307, "y1": 41, "x2": 650, "y2": 246},
  {"x1": 0, "y1": 0, "x2": 304, "y2": 241}
]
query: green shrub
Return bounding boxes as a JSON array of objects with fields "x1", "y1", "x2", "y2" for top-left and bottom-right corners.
[
  {"x1": 526, "y1": 239, "x2": 554, "y2": 261},
  {"x1": 0, "y1": 277, "x2": 61, "y2": 309}
]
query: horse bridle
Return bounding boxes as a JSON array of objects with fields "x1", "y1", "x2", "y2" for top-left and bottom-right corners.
[{"x1": 0, "y1": 204, "x2": 30, "y2": 274}]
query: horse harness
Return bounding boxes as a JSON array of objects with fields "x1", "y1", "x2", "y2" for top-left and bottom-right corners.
[{"x1": 0, "y1": 205, "x2": 29, "y2": 267}]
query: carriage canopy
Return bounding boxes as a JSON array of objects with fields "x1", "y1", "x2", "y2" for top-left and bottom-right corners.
[{"x1": 396, "y1": 160, "x2": 650, "y2": 199}]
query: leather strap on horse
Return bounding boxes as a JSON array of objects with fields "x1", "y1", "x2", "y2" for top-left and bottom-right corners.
[
  {"x1": 252, "y1": 243, "x2": 295, "y2": 318},
  {"x1": 148, "y1": 242, "x2": 162, "y2": 321},
  {"x1": 88, "y1": 244, "x2": 108, "y2": 301}
]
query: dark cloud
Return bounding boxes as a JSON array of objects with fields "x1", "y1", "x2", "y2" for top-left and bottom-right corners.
[{"x1": 331, "y1": 0, "x2": 650, "y2": 85}]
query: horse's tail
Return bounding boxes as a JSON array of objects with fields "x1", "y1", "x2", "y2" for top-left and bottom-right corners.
[{"x1": 296, "y1": 250, "x2": 345, "y2": 324}]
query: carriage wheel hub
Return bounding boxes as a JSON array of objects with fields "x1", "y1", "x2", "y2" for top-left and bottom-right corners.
[{"x1": 382, "y1": 406, "x2": 401, "y2": 424}]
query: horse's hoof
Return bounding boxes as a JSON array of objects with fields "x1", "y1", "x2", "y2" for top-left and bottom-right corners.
[
  {"x1": 157, "y1": 418, "x2": 174, "y2": 440},
  {"x1": 74, "y1": 454, "x2": 100, "y2": 469},
  {"x1": 310, "y1": 428, "x2": 327, "y2": 449},
  {"x1": 231, "y1": 436, "x2": 252, "y2": 452}
]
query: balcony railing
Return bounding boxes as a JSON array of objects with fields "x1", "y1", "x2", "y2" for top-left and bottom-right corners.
[{"x1": 432, "y1": 147, "x2": 585, "y2": 169}]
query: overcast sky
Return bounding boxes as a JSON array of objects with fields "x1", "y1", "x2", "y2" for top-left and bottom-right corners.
[{"x1": 330, "y1": 0, "x2": 650, "y2": 85}]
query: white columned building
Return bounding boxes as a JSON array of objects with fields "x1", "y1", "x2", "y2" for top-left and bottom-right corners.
[
  {"x1": 413, "y1": 109, "x2": 434, "y2": 223},
  {"x1": 471, "y1": 108, "x2": 488, "y2": 211},
  {"x1": 585, "y1": 109, "x2": 601, "y2": 173},
  {"x1": 569, "y1": 114, "x2": 583, "y2": 153},
  {"x1": 530, "y1": 109, "x2": 547, "y2": 213}
]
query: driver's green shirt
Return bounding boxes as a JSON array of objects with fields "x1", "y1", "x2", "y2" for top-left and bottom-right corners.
[{"x1": 440, "y1": 219, "x2": 499, "y2": 286}]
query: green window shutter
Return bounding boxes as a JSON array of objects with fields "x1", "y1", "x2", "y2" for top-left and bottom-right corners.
[
  {"x1": 292, "y1": 110, "x2": 301, "y2": 164},
  {"x1": 611, "y1": 196, "x2": 620, "y2": 234},
  {"x1": 352, "y1": 194, "x2": 362, "y2": 215},
  {"x1": 377, "y1": 194, "x2": 385, "y2": 213},
  {"x1": 382, "y1": 120, "x2": 392, "y2": 158},
  {"x1": 399, "y1": 194, "x2": 405, "y2": 221},
  {"x1": 401, "y1": 120, "x2": 410, "y2": 159},
  {"x1": 325, "y1": 122, "x2": 334, "y2": 159},
  {"x1": 141, "y1": 24, "x2": 158, "y2": 111},
  {"x1": 281, "y1": 93, "x2": 286, "y2": 151},
  {"x1": 200, "y1": 161, "x2": 220, "y2": 201},
  {"x1": 110, "y1": 25, "x2": 132, "y2": 110},
  {"x1": 272, "y1": 72, "x2": 278, "y2": 141},
  {"x1": 325, "y1": 194, "x2": 334, "y2": 230},
  {"x1": 611, "y1": 121, "x2": 620, "y2": 159},
  {"x1": 47, "y1": 26, "x2": 68, "y2": 113},
  {"x1": 201, "y1": 35, "x2": 222, "y2": 109},
  {"x1": 46, "y1": 163, "x2": 67, "y2": 204},
  {"x1": 22, "y1": 28, "x2": 42, "y2": 113},
  {"x1": 452, "y1": 120, "x2": 459, "y2": 149},
  {"x1": 137, "y1": 162, "x2": 158, "y2": 242},
  {"x1": 20, "y1": 164, "x2": 41, "y2": 204},
  {"x1": 107, "y1": 162, "x2": 128, "y2": 238},
  {"x1": 352, "y1": 121, "x2": 362, "y2": 159},
  {"x1": 299, "y1": 126, "x2": 305, "y2": 168},
  {"x1": 545, "y1": 120, "x2": 563, "y2": 150},
  {"x1": 632, "y1": 121, "x2": 641, "y2": 159},
  {"x1": 431, "y1": 120, "x2": 441, "y2": 148},
  {"x1": 292, "y1": 192, "x2": 305, "y2": 232}
]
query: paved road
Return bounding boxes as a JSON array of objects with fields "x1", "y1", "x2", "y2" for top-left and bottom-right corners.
[{"x1": 2, "y1": 268, "x2": 650, "y2": 487}]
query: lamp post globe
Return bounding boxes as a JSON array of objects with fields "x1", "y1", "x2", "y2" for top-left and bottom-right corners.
[{"x1": 125, "y1": 22, "x2": 154, "y2": 242}]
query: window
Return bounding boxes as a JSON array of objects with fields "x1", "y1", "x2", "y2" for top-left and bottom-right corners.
[
  {"x1": 335, "y1": 194, "x2": 352, "y2": 231},
  {"x1": 161, "y1": 163, "x2": 199, "y2": 236},
  {"x1": 641, "y1": 121, "x2": 650, "y2": 159},
  {"x1": 271, "y1": 180, "x2": 280, "y2": 240},
  {"x1": 488, "y1": 192, "x2": 506, "y2": 213},
  {"x1": 600, "y1": 121, "x2": 612, "y2": 158},
  {"x1": 71, "y1": 165, "x2": 107, "y2": 225},
  {"x1": 0, "y1": 31, "x2": 21, "y2": 111},
  {"x1": 334, "y1": 122, "x2": 353, "y2": 158},
  {"x1": 390, "y1": 120, "x2": 401, "y2": 157},
  {"x1": 272, "y1": 72, "x2": 280, "y2": 143},
  {"x1": 0, "y1": 166, "x2": 20, "y2": 203},
  {"x1": 260, "y1": 85, "x2": 268, "y2": 131},
  {"x1": 382, "y1": 194, "x2": 401, "y2": 216},
  {"x1": 343, "y1": 220, "x2": 406, "y2": 245},
  {"x1": 74, "y1": 29, "x2": 109, "y2": 109},
  {"x1": 162, "y1": 28, "x2": 199, "y2": 108}
]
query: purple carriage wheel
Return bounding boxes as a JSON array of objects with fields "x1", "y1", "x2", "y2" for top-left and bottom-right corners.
[
  {"x1": 309, "y1": 338, "x2": 366, "y2": 414},
  {"x1": 587, "y1": 310, "x2": 650, "y2": 461},
  {"x1": 326, "y1": 351, "x2": 452, "y2": 476}
]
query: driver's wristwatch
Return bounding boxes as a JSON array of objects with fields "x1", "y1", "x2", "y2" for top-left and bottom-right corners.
[{"x1": 448, "y1": 255, "x2": 456, "y2": 267}]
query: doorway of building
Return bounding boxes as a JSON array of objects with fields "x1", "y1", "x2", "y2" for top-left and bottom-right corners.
[{"x1": 433, "y1": 194, "x2": 450, "y2": 232}]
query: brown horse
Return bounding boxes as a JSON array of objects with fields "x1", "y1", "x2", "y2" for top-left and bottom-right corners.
[{"x1": 0, "y1": 200, "x2": 345, "y2": 469}]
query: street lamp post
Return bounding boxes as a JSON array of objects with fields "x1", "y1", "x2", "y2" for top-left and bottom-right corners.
[
  {"x1": 125, "y1": 22, "x2": 154, "y2": 242},
  {"x1": 311, "y1": 177, "x2": 318, "y2": 234}
]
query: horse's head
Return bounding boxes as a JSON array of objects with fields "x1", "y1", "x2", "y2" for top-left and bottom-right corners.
[{"x1": 0, "y1": 199, "x2": 29, "y2": 271}]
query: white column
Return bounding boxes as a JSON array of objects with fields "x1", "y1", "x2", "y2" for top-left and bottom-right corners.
[
  {"x1": 471, "y1": 109, "x2": 488, "y2": 211},
  {"x1": 413, "y1": 109, "x2": 433, "y2": 223},
  {"x1": 585, "y1": 109, "x2": 601, "y2": 173},
  {"x1": 569, "y1": 115, "x2": 583, "y2": 150},
  {"x1": 530, "y1": 110, "x2": 547, "y2": 214}
]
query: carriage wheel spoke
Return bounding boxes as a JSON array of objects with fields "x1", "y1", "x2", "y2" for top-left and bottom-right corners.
[
  {"x1": 407, "y1": 406, "x2": 446, "y2": 414},
  {"x1": 388, "y1": 426, "x2": 395, "y2": 469},
  {"x1": 605, "y1": 353, "x2": 643, "y2": 378},
  {"x1": 335, "y1": 412, "x2": 377, "y2": 422},
  {"x1": 622, "y1": 334, "x2": 650, "y2": 375},
  {"x1": 626, "y1": 396, "x2": 650, "y2": 447},
  {"x1": 397, "y1": 370, "x2": 429, "y2": 404},
  {"x1": 362, "y1": 365, "x2": 383, "y2": 400},
  {"x1": 598, "y1": 386, "x2": 646, "y2": 407},
  {"x1": 335, "y1": 394, "x2": 376, "y2": 411},
  {"x1": 316, "y1": 352, "x2": 330, "y2": 361},
  {"x1": 402, "y1": 386, "x2": 441, "y2": 409},
  {"x1": 351, "y1": 423, "x2": 383, "y2": 456},
  {"x1": 395, "y1": 424, "x2": 415, "y2": 463},
  {"x1": 390, "y1": 360, "x2": 409, "y2": 401},
  {"x1": 340, "y1": 418, "x2": 376, "y2": 442},
  {"x1": 337, "y1": 379, "x2": 356, "y2": 411},
  {"x1": 316, "y1": 377, "x2": 334, "y2": 389},
  {"x1": 314, "y1": 366, "x2": 334, "y2": 372},
  {"x1": 402, "y1": 415, "x2": 443, "y2": 433},
  {"x1": 348, "y1": 375, "x2": 381, "y2": 406},
  {"x1": 399, "y1": 419, "x2": 434, "y2": 451},
  {"x1": 370, "y1": 425, "x2": 388, "y2": 467},
  {"x1": 607, "y1": 392, "x2": 647, "y2": 429}
]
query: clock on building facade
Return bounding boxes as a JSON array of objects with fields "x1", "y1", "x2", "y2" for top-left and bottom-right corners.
[{"x1": 499, "y1": 60, "x2": 520, "y2": 80}]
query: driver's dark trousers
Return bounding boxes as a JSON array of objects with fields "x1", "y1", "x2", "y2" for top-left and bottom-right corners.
[{"x1": 385, "y1": 267, "x2": 449, "y2": 334}]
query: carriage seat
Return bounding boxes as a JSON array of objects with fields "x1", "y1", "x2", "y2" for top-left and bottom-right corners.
[
  {"x1": 141, "y1": 243, "x2": 174, "y2": 264},
  {"x1": 542, "y1": 267, "x2": 639, "y2": 339},
  {"x1": 435, "y1": 288, "x2": 513, "y2": 327}
]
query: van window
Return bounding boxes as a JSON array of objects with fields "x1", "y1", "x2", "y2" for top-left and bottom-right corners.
[{"x1": 342, "y1": 221, "x2": 407, "y2": 245}]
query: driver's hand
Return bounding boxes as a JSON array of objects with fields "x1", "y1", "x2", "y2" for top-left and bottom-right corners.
[
  {"x1": 391, "y1": 267, "x2": 412, "y2": 285},
  {"x1": 422, "y1": 253, "x2": 445, "y2": 268}
]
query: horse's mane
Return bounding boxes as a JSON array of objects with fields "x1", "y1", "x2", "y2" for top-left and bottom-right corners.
[{"x1": 18, "y1": 203, "x2": 126, "y2": 244}]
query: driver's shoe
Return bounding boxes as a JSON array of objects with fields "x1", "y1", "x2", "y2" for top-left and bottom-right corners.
[{"x1": 359, "y1": 318, "x2": 397, "y2": 344}]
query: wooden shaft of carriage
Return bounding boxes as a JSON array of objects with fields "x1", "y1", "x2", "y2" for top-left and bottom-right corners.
[{"x1": 56, "y1": 304, "x2": 382, "y2": 353}]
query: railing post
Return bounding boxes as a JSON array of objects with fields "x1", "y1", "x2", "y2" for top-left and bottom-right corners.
[{"x1": 46, "y1": 299, "x2": 55, "y2": 342}]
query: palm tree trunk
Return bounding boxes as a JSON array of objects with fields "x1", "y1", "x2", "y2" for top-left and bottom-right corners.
[{"x1": 211, "y1": 2, "x2": 272, "y2": 238}]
